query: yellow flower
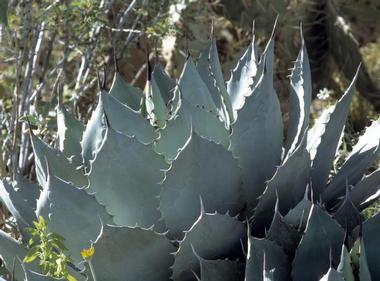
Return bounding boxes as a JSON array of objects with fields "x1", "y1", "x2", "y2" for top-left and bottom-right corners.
[{"x1": 81, "y1": 245, "x2": 95, "y2": 260}]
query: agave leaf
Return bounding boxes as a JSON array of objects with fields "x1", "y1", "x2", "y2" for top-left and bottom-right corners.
[
  {"x1": 245, "y1": 237, "x2": 290, "y2": 281},
  {"x1": 0, "y1": 230, "x2": 29, "y2": 280},
  {"x1": 36, "y1": 174, "x2": 113, "y2": 266},
  {"x1": 292, "y1": 205, "x2": 345, "y2": 281},
  {"x1": 324, "y1": 118, "x2": 380, "y2": 204},
  {"x1": 358, "y1": 238, "x2": 372, "y2": 281},
  {"x1": 283, "y1": 196, "x2": 312, "y2": 231},
  {"x1": 109, "y1": 72, "x2": 142, "y2": 111},
  {"x1": 178, "y1": 58, "x2": 218, "y2": 113},
  {"x1": 81, "y1": 94, "x2": 107, "y2": 173},
  {"x1": 24, "y1": 270, "x2": 60, "y2": 281},
  {"x1": 23, "y1": 265, "x2": 85, "y2": 281},
  {"x1": 252, "y1": 134, "x2": 310, "y2": 233},
  {"x1": 183, "y1": 100, "x2": 230, "y2": 148},
  {"x1": 13, "y1": 174, "x2": 40, "y2": 214},
  {"x1": 266, "y1": 202, "x2": 302, "y2": 258},
  {"x1": 159, "y1": 132, "x2": 242, "y2": 239},
  {"x1": 101, "y1": 92, "x2": 157, "y2": 144},
  {"x1": 337, "y1": 245, "x2": 355, "y2": 281},
  {"x1": 319, "y1": 268, "x2": 345, "y2": 281},
  {"x1": 351, "y1": 168, "x2": 380, "y2": 210},
  {"x1": 91, "y1": 225, "x2": 175, "y2": 281},
  {"x1": 332, "y1": 188, "x2": 362, "y2": 231},
  {"x1": 309, "y1": 67, "x2": 359, "y2": 198},
  {"x1": 172, "y1": 211, "x2": 246, "y2": 281},
  {"x1": 285, "y1": 30, "x2": 312, "y2": 158},
  {"x1": 154, "y1": 96, "x2": 192, "y2": 162},
  {"x1": 145, "y1": 75, "x2": 170, "y2": 128},
  {"x1": 30, "y1": 132, "x2": 87, "y2": 188},
  {"x1": 152, "y1": 62, "x2": 176, "y2": 104},
  {"x1": 178, "y1": 58, "x2": 230, "y2": 146},
  {"x1": 196, "y1": 36, "x2": 232, "y2": 125},
  {"x1": 226, "y1": 32, "x2": 258, "y2": 122},
  {"x1": 0, "y1": 179, "x2": 34, "y2": 237},
  {"x1": 307, "y1": 105, "x2": 335, "y2": 160},
  {"x1": 230, "y1": 39, "x2": 282, "y2": 212},
  {"x1": 167, "y1": 85, "x2": 182, "y2": 115},
  {"x1": 88, "y1": 127, "x2": 169, "y2": 228},
  {"x1": 263, "y1": 269, "x2": 275, "y2": 281},
  {"x1": 56, "y1": 100, "x2": 84, "y2": 167},
  {"x1": 194, "y1": 251, "x2": 245, "y2": 281},
  {"x1": 360, "y1": 211, "x2": 380, "y2": 279}
]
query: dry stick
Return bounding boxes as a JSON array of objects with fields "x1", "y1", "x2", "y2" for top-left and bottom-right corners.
[
  {"x1": 131, "y1": 52, "x2": 154, "y2": 86},
  {"x1": 19, "y1": 21, "x2": 44, "y2": 174},
  {"x1": 31, "y1": 30, "x2": 57, "y2": 106},
  {"x1": 11, "y1": 0, "x2": 31, "y2": 179}
]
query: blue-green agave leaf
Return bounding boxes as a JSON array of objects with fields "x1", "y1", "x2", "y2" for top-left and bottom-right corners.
[
  {"x1": 0, "y1": 230, "x2": 28, "y2": 280},
  {"x1": 360, "y1": 211, "x2": 380, "y2": 279},
  {"x1": 56, "y1": 99, "x2": 84, "y2": 167},
  {"x1": 324, "y1": 118, "x2": 380, "y2": 204},
  {"x1": 351, "y1": 167, "x2": 380, "y2": 210},
  {"x1": 310, "y1": 67, "x2": 359, "y2": 198},
  {"x1": 101, "y1": 92, "x2": 157, "y2": 144},
  {"x1": 252, "y1": 134, "x2": 310, "y2": 232},
  {"x1": 307, "y1": 105, "x2": 334, "y2": 160},
  {"x1": 292, "y1": 205, "x2": 345, "y2": 281},
  {"x1": 81, "y1": 94, "x2": 107, "y2": 173},
  {"x1": 24, "y1": 270, "x2": 60, "y2": 281},
  {"x1": 183, "y1": 100, "x2": 230, "y2": 148},
  {"x1": 245, "y1": 237, "x2": 290, "y2": 281},
  {"x1": 226, "y1": 31, "x2": 258, "y2": 122},
  {"x1": 319, "y1": 268, "x2": 345, "y2": 281},
  {"x1": 160, "y1": 132, "x2": 242, "y2": 239},
  {"x1": 196, "y1": 256, "x2": 244, "y2": 281},
  {"x1": 23, "y1": 264, "x2": 86, "y2": 281},
  {"x1": 91, "y1": 224, "x2": 175, "y2": 281},
  {"x1": 230, "y1": 41, "x2": 282, "y2": 212},
  {"x1": 0, "y1": 179, "x2": 34, "y2": 237},
  {"x1": 358, "y1": 238, "x2": 372, "y2": 281},
  {"x1": 285, "y1": 30, "x2": 312, "y2": 157},
  {"x1": 30, "y1": 132, "x2": 87, "y2": 188},
  {"x1": 337, "y1": 245, "x2": 355, "y2": 281},
  {"x1": 153, "y1": 95, "x2": 192, "y2": 162},
  {"x1": 178, "y1": 58, "x2": 218, "y2": 113},
  {"x1": 88, "y1": 127, "x2": 169, "y2": 228},
  {"x1": 196, "y1": 36, "x2": 232, "y2": 125},
  {"x1": 152, "y1": 62, "x2": 176, "y2": 104},
  {"x1": 109, "y1": 72, "x2": 142, "y2": 111},
  {"x1": 36, "y1": 174, "x2": 113, "y2": 267},
  {"x1": 145, "y1": 76, "x2": 170, "y2": 128},
  {"x1": 283, "y1": 196, "x2": 312, "y2": 231},
  {"x1": 13, "y1": 174, "x2": 40, "y2": 214},
  {"x1": 332, "y1": 188, "x2": 362, "y2": 231},
  {"x1": 266, "y1": 201, "x2": 302, "y2": 257},
  {"x1": 172, "y1": 211, "x2": 245, "y2": 281}
]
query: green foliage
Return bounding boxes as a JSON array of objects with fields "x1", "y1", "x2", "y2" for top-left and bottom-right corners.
[{"x1": 24, "y1": 216, "x2": 76, "y2": 281}]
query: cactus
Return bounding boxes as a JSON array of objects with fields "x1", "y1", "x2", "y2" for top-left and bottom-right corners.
[{"x1": 1, "y1": 23, "x2": 380, "y2": 281}]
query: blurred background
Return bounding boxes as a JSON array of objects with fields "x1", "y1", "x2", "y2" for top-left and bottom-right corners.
[{"x1": 0, "y1": 0, "x2": 379, "y2": 274}]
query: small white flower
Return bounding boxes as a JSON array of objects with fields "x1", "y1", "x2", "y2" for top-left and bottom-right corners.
[{"x1": 317, "y1": 88, "x2": 333, "y2": 100}]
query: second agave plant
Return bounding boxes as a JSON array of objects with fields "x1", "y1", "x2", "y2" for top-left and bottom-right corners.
[{"x1": 0, "y1": 22, "x2": 380, "y2": 281}]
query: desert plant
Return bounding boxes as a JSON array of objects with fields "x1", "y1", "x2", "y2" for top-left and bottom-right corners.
[{"x1": 0, "y1": 24, "x2": 380, "y2": 281}]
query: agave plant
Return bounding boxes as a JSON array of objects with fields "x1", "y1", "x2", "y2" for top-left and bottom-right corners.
[{"x1": 1, "y1": 23, "x2": 380, "y2": 281}]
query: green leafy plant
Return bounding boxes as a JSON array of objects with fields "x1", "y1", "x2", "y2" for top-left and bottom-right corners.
[{"x1": 24, "y1": 216, "x2": 76, "y2": 281}]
